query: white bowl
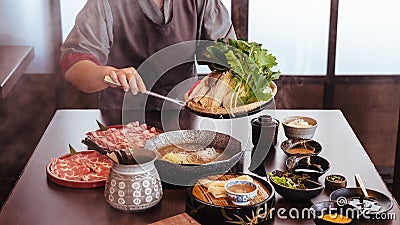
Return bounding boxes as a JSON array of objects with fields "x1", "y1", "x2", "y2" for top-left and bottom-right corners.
[
  {"x1": 282, "y1": 116, "x2": 318, "y2": 139},
  {"x1": 224, "y1": 180, "x2": 258, "y2": 205}
]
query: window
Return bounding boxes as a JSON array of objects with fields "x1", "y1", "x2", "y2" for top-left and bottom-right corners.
[
  {"x1": 60, "y1": 0, "x2": 87, "y2": 41},
  {"x1": 335, "y1": 0, "x2": 400, "y2": 75},
  {"x1": 248, "y1": 0, "x2": 331, "y2": 75}
]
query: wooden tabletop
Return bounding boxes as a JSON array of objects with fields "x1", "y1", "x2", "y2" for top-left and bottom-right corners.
[
  {"x1": 0, "y1": 45, "x2": 34, "y2": 99},
  {"x1": 0, "y1": 109, "x2": 398, "y2": 225}
]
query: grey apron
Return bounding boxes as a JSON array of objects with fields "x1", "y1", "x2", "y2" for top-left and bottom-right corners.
[{"x1": 101, "y1": 0, "x2": 199, "y2": 112}]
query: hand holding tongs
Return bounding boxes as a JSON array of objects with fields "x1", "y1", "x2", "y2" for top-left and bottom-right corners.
[{"x1": 104, "y1": 75, "x2": 186, "y2": 107}]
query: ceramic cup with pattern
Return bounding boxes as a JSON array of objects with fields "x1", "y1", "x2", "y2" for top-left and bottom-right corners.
[{"x1": 104, "y1": 148, "x2": 163, "y2": 212}]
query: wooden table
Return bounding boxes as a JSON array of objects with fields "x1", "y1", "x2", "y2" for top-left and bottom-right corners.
[
  {"x1": 0, "y1": 109, "x2": 398, "y2": 224},
  {"x1": 0, "y1": 45, "x2": 34, "y2": 99}
]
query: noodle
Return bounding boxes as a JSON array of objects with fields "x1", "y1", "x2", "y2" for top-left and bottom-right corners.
[{"x1": 159, "y1": 145, "x2": 220, "y2": 164}]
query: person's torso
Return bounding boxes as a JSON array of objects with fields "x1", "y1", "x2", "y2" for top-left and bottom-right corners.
[{"x1": 101, "y1": 0, "x2": 199, "y2": 110}]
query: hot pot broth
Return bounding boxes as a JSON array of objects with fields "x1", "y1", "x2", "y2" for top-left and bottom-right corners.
[{"x1": 157, "y1": 144, "x2": 222, "y2": 164}]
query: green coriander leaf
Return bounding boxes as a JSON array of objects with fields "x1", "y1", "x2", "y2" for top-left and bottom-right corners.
[
  {"x1": 225, "y1": 50, "x2": 246, "y2": 77},
  {"x1": 69, "y1": 144, "x2": 77, "y2": 155},
  {"x1": 96, "y1": 119, "x2": 107, "y2": 131}
]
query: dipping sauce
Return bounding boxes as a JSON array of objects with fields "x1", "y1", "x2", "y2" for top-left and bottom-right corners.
[
  {"x1": 287, "y1": 148, "x2": 314, "y2": 155},
  {"x1": 227, "y1": 184, "x2": 256, "y2": 194},
  {"x1": 322, "y1": 213, "x2": 352, "y2": 224}
]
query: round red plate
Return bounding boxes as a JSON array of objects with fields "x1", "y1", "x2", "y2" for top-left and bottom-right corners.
[{"x1": 46, "y1": 150, "x2": 111, "y2": 188}]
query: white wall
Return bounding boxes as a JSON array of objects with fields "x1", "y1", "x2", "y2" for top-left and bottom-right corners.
[{"x1": 0, "y1": 0, "x2": 53, "y2": 74}]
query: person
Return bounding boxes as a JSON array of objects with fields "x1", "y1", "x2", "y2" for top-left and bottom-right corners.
[{"x1": 60, "y1": 0, "x2": 236, "y2": 126}]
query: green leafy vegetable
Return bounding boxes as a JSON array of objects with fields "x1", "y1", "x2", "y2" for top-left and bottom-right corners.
[
  {"x1": 328, "y1": 175, "x2": 345, "y2": 182},
  {"x1": 205, "y1": 39, "x2": 280, "y2": 104},
  {"x1": 96, "y1": 119, "x2": 107, "y2": 131},
  {"x1": 69, "y1": 144, "x2": 77, "y2": 155},
  {"x1": 269, "y1": 171, "x2": 309, "y2": 190}
]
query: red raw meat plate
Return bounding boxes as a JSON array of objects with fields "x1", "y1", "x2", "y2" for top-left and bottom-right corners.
[
  {"x1": 85, "y1": 121, "x2": 162, "y2": 151},
  {"x1": 46, "y1": 150, "x2": 112, "y2": 188}
]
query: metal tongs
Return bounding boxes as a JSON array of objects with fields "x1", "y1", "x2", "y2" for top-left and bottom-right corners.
[{"x1": 103, "y1": 75, "x2": 186, "y2": 106}]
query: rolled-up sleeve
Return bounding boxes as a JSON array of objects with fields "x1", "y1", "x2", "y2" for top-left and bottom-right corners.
[
  {"x1": 60, "y1": 0, "x2": 113, "y2": 75},
  {"x1": 201, "y1": 0, "x2": 236, "y2": 41}
]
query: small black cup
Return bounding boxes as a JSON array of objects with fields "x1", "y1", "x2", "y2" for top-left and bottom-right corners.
[
  {"x1": 251, "y1": 115, "x2": 279, "y2": 149},
  {"x1": 249, "y1": 115, "x2": 279, "y2": 174}
]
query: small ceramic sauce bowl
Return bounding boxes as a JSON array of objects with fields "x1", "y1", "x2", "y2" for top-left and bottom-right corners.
[
  {"x1": 224, "y1": 180, "x2": 258, "y2": 206},
  {"x1": 325, "y1": 174, "x2": 347, "y2": 190},
  {"x1": 281, "y1": 138, "x2": 322, "y2": 156}
]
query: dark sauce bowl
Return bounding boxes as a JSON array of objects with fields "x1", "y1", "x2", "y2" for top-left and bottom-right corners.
[
  {"x1": 281, "y1": 138, "x2": 322, "y2": 157},
  {"x1": 325, "y1": 174, "x2": 347, "y2": 190},
  {"x1": 286, "y1": 155, "x2": 330, "y2": 180}
]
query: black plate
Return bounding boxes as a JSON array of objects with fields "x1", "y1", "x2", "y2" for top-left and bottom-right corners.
[
  {"x1": 186, "y1": 97, "x2": 275, "y2": 119},
  {"x1": 330, "y1": 188, "x2": 393, "y2": 215}
]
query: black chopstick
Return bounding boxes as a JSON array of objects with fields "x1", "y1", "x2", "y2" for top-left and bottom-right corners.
[{"x1": 81, "y1": 138, "x2": 119, "y2": 164}]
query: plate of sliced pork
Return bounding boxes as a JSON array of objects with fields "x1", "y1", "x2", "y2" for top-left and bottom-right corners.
[
  {"x1": 85, "y1": 121, "x2": 162, "y2": 151},
  {"x1": 47, "y1": 150, "x2": 112, "y2": 188}
]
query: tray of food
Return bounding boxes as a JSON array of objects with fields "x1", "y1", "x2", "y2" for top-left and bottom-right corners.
[
  {"x1": 186, "y1": 173, "x2": 275, "y2": 225},
  {"x1": 184, "y1": 39, "x2": 280, "y2": 119}
]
